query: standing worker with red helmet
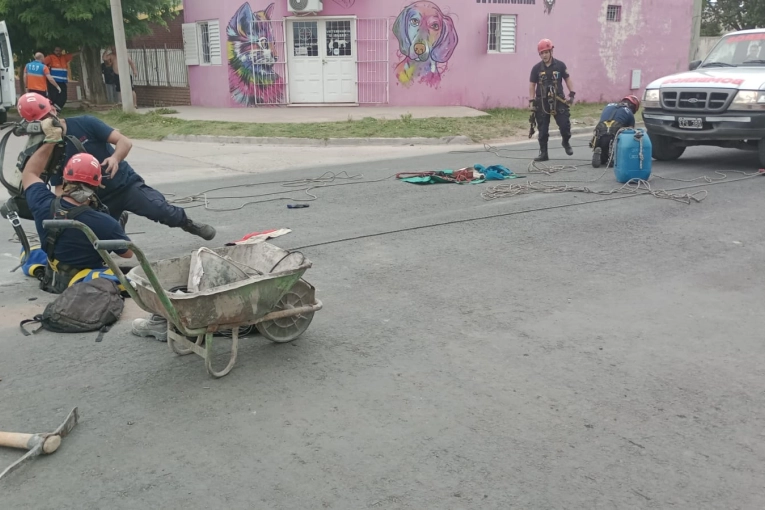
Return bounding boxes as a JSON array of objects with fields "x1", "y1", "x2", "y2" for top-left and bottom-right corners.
[
  {"x1": 588, "y1": 95, "x2": 640, "y2": 168},
  {"x1": 528, "y1": 38, "x2": 576, "y2": 162},
  {"x1": 18, "y1": 95, "x2": 133, "y2": 293}
]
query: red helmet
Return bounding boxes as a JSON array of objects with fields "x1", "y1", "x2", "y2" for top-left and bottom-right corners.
[
  {"x1": 63, "y1": 154, "x2": 102, "y2": 188},
  {"x1": 622, "y1": 95, "x2": 641, "y2": 113},
  {"x1": 17, "y1": 92, "x2": 54, "y2": 122},
  {"x1": 538, "y1": 39, "x2": 554, "y2": 53}
]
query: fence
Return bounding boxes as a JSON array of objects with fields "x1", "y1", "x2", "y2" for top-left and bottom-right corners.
[
  {"x1": 357, "y1": 19, "x2": 389, "y2": 104},
  {"x1": 127, "y1": 45, "x2": 188, "y2": 88}
]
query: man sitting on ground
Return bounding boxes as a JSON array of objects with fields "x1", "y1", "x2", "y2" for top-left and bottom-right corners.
[
  {"x1": 21, "y1": 111, "x2": 133, "y2": 293},
  {"x1": 589, "y1": 95, "x2": 640, "y2": 167}
]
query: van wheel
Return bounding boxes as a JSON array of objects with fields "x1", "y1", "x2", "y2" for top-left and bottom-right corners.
[
  {"x1": 0, "y1": 110, "x2": 6, "y2": 125},
  {"x1": 651, "y1": 134, "x2": 685, "y2": 161}
]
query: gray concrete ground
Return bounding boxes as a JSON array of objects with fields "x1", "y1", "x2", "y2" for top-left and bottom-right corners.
[
  {"x1": 0, "y1": 133, "x2": 764, "y2": 509},
  {"x1": 141, "y1": 105, "x2": 490, "y2": 124}
]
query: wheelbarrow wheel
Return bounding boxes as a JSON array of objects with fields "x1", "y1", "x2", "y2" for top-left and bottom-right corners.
[{"x1": 257, "y1": 280, "x2": 315, "y2": 343}]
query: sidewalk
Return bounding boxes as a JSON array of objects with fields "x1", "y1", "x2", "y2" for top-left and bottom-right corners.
[{"x1": 140, "y1": 105, "x2": 490, "y2": 124}]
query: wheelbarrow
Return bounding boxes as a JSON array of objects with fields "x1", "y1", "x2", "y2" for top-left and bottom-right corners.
[{"x1": 42, "y1": 220, "x2": 323, "y2": 378}]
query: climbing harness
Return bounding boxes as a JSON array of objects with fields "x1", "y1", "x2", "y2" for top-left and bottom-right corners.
[{"x1": 0, "y1": 117, "x2": 87, "y2": 272}]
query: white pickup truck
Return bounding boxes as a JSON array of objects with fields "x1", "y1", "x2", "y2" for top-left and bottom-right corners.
[
  {"x1": 642, "y1": 29, "x2": 765, "y2": 165},
  {"x1": 0, "y1": 21, "x2": 14, "y2": 124}
]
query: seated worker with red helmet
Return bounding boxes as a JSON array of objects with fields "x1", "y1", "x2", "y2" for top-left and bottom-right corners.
[
  {"x1": 589, "y1": 95, "x2": 640, "y2": 168},
  {"x1": 19, "y1": 95, "x2": 133, "y2": 293}
]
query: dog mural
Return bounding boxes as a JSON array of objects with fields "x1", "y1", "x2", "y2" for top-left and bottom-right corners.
[
  {"x1": 544, "y1": 0, "x2": 556, "y2": 14},
  {"x1": 392, "y1": 1, "x2": 459, "y2": 88},
  {"x1": 227, "y1": 2, "x2": 284, "y2": 105}
]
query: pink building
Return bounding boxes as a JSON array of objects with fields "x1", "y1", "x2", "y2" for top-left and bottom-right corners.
[{"x1": 181, "y1": 0, "x2": 695, "y2": 109}]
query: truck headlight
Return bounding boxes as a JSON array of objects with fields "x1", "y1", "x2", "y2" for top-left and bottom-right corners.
[
  {"x1": 729, "y1": 90, "x2": 765, "y2": 110},
  {"x1": 643, "y1": 89, "x2": 660, "y2": 108}
]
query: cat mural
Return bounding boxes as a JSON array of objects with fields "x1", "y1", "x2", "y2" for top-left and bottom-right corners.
[{"x1": 227, "y1": 2, "x2": 284, "y2": 105}]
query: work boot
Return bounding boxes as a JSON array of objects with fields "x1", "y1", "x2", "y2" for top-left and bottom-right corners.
[
  {"x1": 534, "y1": 145, "x2": 549, "y2": 162},
  {"x1": 592, "y1": 147, "x2": 602, "y2": 168},
  {"x1": 562, "y1": 139, "x2": 574, "y2": 156},
  {"x1": 131, "y1": 314, "x2": 168, "y2": 342},
  {"x1": 181, "y1": 219, "x2": 216, "y2": 241},
  {"x1": 118, "y1": 211, "x2": 129, "y2": 229}
]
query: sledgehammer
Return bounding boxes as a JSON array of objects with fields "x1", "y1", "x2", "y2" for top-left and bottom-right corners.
[{"x1": 0, "y1": 407, "x2": 78, "y2": 481}]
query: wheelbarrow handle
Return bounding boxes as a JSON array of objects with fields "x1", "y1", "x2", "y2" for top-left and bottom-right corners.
[
  {"x1": 94, "y1": 240, "x2": 131, "y2": 252},
  {"x1": 42, "y1": 219, "x2": 77, "y2": 230}
]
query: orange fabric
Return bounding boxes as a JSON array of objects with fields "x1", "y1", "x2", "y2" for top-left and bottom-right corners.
[
  {"x1": 44, "y1": 53, "x2": 74, "y2": 69},
  {"x1": 26, "y1": 65, "x2": 50, "y2": 92}
]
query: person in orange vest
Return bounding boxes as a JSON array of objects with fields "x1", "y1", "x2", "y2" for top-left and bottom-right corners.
[
  {"x1": 44, "y1": 46, "x2": 80, "y2": 109},
  {"x1": 24, "y1": 53, "x2": 60, "y2": 98}
]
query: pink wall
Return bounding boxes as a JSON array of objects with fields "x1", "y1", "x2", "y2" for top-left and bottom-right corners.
[{"x1": 183, "y1": 0, "x2": 694, "y2": 109}]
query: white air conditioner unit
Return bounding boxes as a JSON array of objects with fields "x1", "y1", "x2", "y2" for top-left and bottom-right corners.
[{"x1": 288, "y1": 0, "x2": 323, "y2": 13}]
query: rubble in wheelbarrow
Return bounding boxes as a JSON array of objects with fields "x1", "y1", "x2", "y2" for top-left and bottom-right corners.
[{"x1": 187, "y1": 247, "x2": 262, "y2": 293}]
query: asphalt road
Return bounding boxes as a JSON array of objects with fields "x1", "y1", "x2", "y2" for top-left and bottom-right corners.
[{"x1": 0, "y1": 135, "x2": 763, "y2": 509}]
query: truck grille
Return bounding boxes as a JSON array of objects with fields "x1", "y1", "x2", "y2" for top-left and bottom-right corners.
[{"x1": 661, "y1": 89, "x2": 733, "y2": 112}]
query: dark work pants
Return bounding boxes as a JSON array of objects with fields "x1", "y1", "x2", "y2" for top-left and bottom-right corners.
[
  {"x1": 535, "y1": 104, "x2": 572, "y2": 146},
  {"x1": 102, "y1": 181, "x2": 188, "y2": 228},
  {"x1": 47, "y1": 81, "x2": 68, "y2": 109}
]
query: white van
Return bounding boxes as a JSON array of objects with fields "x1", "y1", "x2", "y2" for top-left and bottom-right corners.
[{"x1": 0, "y1": 21, "x2": 15, "y2": 124}]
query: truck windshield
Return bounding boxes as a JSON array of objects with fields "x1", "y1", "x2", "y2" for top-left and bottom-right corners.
[{"x1": 703, "y1": 33, "x2": 765, "y2": 67}]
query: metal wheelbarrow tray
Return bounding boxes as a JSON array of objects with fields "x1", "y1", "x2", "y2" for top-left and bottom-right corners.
[{"x1": 41, "y1": 220, "x2": 323, "y2": 378}]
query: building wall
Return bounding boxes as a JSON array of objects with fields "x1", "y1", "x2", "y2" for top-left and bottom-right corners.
[
  {"x1": 134, "y1": 85, "x2": 191, "y2": 107},
  {"x1": 127, "y1": 11, "x2": 191, "y2": 107},
  {"x1": 128, "y1": 14, "x2": 185, "y2": 49},
  {"x1": 183, "y1": 0, "x2": 694, "y2": 109}
]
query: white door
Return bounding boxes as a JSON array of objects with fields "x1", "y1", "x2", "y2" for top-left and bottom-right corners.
[{"x1": 287, "y1": 19, "x2": 357, "y2": 104}]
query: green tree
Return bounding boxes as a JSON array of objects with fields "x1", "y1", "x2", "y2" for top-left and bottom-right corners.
[
  {"x1": 0, "y1": 0, "x2": 179, "y2": 104},
  {"x1": 705, "y1": 0, "x2": 765, "y2": 33},
  {"x1": 702, "y1": 0, "x2": 723, "y2": 36}
]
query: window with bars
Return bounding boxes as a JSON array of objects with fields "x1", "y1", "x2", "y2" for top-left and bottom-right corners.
[
  {"x1": 606, "y1": 5, "x2": 622, "y2": 22},
  {"x1": 488, "y1": 14, "x2": 516, "y2": 53},
  {"x1": 199, "y1": 23, "x2": 211, "y2": 64},
  {"x1": 182, "y1": 20, "x2": 222, "y2": 66}
]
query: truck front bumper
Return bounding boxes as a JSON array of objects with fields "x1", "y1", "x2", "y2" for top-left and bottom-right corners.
[{"x1": 641, "y1": 109, "x2": 765, "y2": 141}]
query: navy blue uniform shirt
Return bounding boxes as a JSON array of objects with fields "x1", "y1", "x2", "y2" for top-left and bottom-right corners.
[
  {"x1": 51, "y1": 116, "x2": 141, "y2": 200},
  {"x1": 25, "y1": 182, "x2": 130, "y2": 269}
]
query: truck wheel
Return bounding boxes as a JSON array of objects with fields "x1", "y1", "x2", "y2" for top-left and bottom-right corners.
[{"x1": 651, "y1": 134, "x2": 685, "y2": 161}]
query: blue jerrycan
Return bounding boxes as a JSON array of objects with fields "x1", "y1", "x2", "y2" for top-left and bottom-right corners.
[{"x1": 614, "y1": 128, "x2": 652, "y2": 183}]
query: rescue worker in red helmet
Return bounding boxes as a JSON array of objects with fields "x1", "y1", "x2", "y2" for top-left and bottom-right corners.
[
  {"x1": 589, "y1": 95, "x2": 640, "y2": 168},
  {"x1": 20, "y1": 117, "x2": 133, "y2": 293},
  {"x1": 528, "y1": 38, "x2": 576, "y2": 161},
  {"x1": 16, "y1": 92, "x2": 216, "y2": 242}
]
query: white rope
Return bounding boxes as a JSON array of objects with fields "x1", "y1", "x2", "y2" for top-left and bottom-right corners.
[{"x1": 481, "y1": 178, "x2": 710, "y2": 204}]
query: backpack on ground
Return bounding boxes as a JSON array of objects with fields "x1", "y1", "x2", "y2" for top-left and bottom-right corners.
[{"x1": 20, "y1": 278, "x2": 125, "y2": 341}]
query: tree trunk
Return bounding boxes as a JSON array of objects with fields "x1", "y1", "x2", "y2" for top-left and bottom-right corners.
[{"x1": 80, "y1": 45, "x2": 107, "y2": 104}]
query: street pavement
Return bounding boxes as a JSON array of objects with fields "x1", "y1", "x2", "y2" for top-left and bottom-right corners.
[{"x1": 0, "y1": 133, "x2": 764, "y2": 509}]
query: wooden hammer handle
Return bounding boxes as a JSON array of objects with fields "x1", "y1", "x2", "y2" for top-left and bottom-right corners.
[{"x1": 0, "y1": 431, "x2": 36, "y2": 450}]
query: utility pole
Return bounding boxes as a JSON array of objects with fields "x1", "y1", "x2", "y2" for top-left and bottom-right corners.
[
  {"x1": 690, "y1": 0, "x2": 703, "y2": 64},
  {"x1": 109, "y1": 0, "x2": 136, "y2": 113}
]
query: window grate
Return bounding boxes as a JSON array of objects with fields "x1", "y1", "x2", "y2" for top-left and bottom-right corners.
[
  {"x1": 606, "y1": 5, "x2": 621, "y2": 22},
  {"x1": 488, "y1": 14, "x2": 516, "y2": 53},
  {"x1": 200, "y1": 22, "x2": 211, "y2": 64}
]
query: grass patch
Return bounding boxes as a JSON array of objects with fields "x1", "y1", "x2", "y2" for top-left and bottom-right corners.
[{"x1": 70, "y1": 103, "x2": 607, "y2": 142}]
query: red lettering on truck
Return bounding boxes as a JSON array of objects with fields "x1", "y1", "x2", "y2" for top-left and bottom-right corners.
[{"x1": 662, "y1": 76, "x2": 744, "y2": 85}]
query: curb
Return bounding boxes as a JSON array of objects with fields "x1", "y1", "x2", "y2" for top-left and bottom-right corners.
[
  {"x1": 163, "y1": 134, "x2": 475, "y2": 147},
  {"x1": 164, "y1": 123, "x2": 645, "y2": 147}
]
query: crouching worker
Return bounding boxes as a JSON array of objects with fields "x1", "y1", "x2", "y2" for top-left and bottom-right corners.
[
  {"x1": 22, "y1": 119, "x2": 133, "y2": 294},
  {"x1": 589, "y1": 95, "x2": 640, "y2": 167}
]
